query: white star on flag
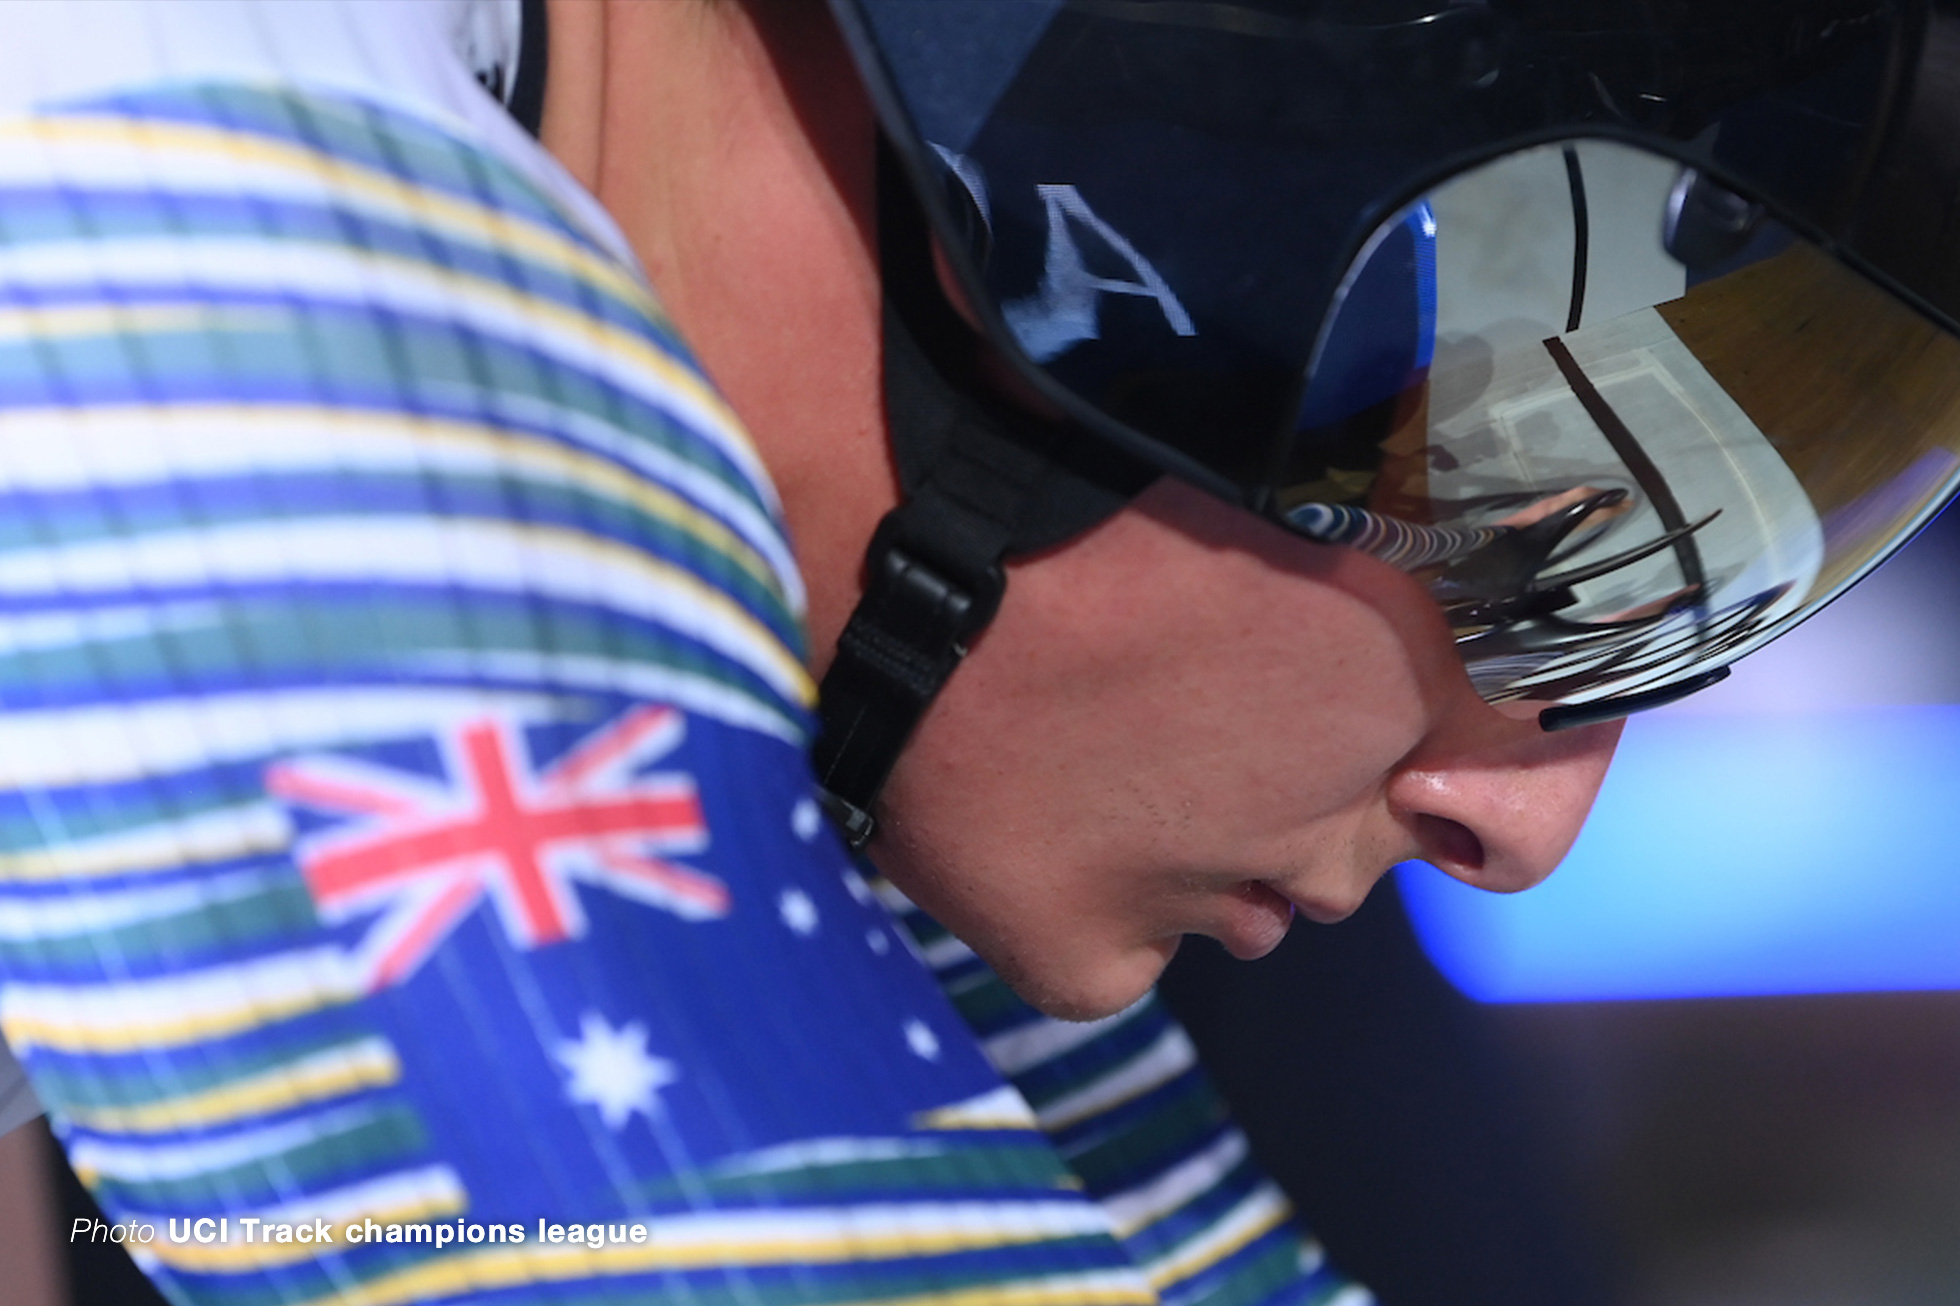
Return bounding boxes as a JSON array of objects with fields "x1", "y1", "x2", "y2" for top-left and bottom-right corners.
[
  {"x1": 554, "y1": 1012, "x2": 679, "y2": 1130},
  {"x1": 792, "y1": 798, "x2": 822, "y2": 842},
  {"x1": 778, "y1": 887, "x2": 819, "y2": 935},
  {"x1": 904, "y1": 1018, "x2": 940, "y2": 1062}
]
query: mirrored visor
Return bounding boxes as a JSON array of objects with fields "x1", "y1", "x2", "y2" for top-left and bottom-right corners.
[{"x1": 1285, "y1": 139, "x2": 1960, "y2": 714}]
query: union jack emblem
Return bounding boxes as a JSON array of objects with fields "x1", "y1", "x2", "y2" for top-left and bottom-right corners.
[{"x1": 268, "y1": 706, "x2": 727, "y2": 991}]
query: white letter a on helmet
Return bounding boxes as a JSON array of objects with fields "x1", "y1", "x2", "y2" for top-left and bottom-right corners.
[{"x1": 1003, "y1": 184, "x2": 1195, "y2": 362}]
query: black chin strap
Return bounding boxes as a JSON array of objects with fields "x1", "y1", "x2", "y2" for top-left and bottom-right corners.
[
  {"x1": 813, "y1": 143, "x2": 1153, "y2": 848},
  {"x1": 810, "y1": 309, "x2": 1034, "y2": 847}
]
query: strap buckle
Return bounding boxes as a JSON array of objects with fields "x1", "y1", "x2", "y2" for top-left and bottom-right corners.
[
  {"x1": 859, "y1": 525, "x2": 1004, "y2": 662},
  {"x1": 814, "y1": 526, "x2": 1006, "y2": 850}
]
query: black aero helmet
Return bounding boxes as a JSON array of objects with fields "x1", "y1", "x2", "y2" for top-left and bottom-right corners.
[{"x1": 814, "y1": 0, "x2": 1960, "y2": 845}]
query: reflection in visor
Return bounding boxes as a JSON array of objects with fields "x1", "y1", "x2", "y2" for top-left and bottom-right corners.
[{"x1": 1285, "y1": 139, "x2": 1960, "y2": 713}]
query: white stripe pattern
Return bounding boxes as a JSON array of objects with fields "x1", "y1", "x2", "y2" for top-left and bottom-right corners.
[
  {"x1": 711, "y1": 1137, "x2": 948, "y2": 1178},
  {"x1": 1102, "y1": 1130, "x2": 1250, "y2": 1239},
  {"x1": 1035, "y1": 1026, "x2": 1199, "y2": 1133},
  {"x1": 63, "y1": 1035, "x2": 403, "y2": 1135},
  {"x1": 0, "y1": 600, "x2": 223, "y2": 655},
  {"x1": 485, "y1": 388, "x2": 804, "y2": 614},
  {"x1": 0, "y1": 403, "x2": 802, "y2": 613},
  {"x1": 912, "y1": 1084, "x2": 1041, "y2": 1132},
  {"x1": 0, "y1": 802, "x2": 290, "y2": 882},
  {"x1": 121, "y1": 1161, "x2": 469, "y2": 1241},
  {"x1": 984, "y1": 999, "x2": 1152, "y2": 1077},
  {"x1": 0, "y1": 517, "x2": 811, "y2": 705},
  {"x1": 0, "y1": 235, "x2": 771, "y2": 491},
  {"x1": 0, "y1": 115, "x2": 639, "y2": 298},
  {"x1": 2, "y1": 944, "x2": 361, "y2": 1053},
  {"x1": 1143, "y1": 1181, "x2": 1291, "y2": 1289},
  {"x1": 0, "y1": 865, "x2": 289, "y2": 937},
  {"x1": 594, "y1": 1199, "x2": 1119, "y2": 1247},
  {"x1": 406, "y1": 651, "x2": 803, "y2": 745},
  {"x1": 0, "y1": 686, "x2": 565, "y2": 789},
  {"x1": 67, "y1": 1102, "x2": 388, "y2": 1183}
]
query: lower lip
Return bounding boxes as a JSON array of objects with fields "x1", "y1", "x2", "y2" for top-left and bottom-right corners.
[{"x1": 1220, "y1": 882, "x2": 1296, "y2": 960}]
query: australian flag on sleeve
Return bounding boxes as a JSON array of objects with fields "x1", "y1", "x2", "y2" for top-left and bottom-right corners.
[
  {"x1": 269, "y1": 700, "x2": 1009, "y2": 1200},
  {"x1": 0, "y1": 82, "x2": 1155, "y2": 1306}
]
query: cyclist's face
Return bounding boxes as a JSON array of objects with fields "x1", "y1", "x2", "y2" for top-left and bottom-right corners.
[{"x1": 874, "y1": 477, "x2": 1622, "y2": 1019}]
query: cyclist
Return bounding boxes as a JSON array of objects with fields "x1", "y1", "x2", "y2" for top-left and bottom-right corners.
[{"x1": 1, "y1": 1, "x2": 1956, "y2": 1303}]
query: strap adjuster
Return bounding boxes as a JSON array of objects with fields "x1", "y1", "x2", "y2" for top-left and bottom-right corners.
[
  {"x1": 815, "y1": 528, "x2": 1007, "y2": 849},
  {"x1": 860, "y1": 529, "x2": 1003, "y2": 663}
]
